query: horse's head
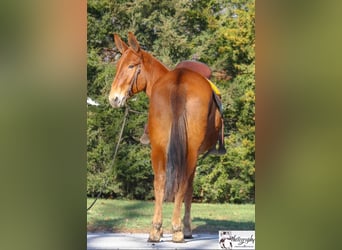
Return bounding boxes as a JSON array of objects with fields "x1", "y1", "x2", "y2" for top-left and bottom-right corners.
[{"x1": 109, "y1": 32, "x2": 146, "y2": 108}]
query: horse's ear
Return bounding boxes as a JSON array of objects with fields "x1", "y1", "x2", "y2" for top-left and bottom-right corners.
[
  {"x1": 128, "y1": 32, "x2": 140, "y2": 53},
  {"x1": 114, "y1": 33, "x2": 128, "y2": 54}
]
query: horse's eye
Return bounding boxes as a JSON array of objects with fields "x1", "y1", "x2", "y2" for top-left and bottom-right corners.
[{"x1": 128, "y1": 64, "x2": 134, "y2": 69}]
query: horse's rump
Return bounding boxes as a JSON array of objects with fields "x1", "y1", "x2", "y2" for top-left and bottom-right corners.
[
  {"x1": 152, "y1": 69, "x2": 215, "y2": 201},
  {"x1": 176, "y1": 60, "x2": 212, "y2": 79}
]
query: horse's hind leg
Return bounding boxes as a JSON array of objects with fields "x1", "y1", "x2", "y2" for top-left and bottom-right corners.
[
  {"x1": 172, "y1": 154, "x2": 197, "y2": 242},
  {"x1": 171, "y1": 182, "x2": 187, "y2": 243},
  {"x1": 183, "y1": 152, "x2": 198, "y2": 239},
  {"x1": 148, "y1": 146, "x2": 166, "y2": 242},
  {"x1": 183, "y1": 171, "x2": 195, "y2": 239}
]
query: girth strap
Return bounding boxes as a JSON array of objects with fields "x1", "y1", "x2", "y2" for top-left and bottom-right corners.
[{"x1": 213, "y1": 91, "x2": 224, "y2": 117}]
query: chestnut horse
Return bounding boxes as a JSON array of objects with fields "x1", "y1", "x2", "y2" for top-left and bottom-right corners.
[{"x1": 108, "y1": 32, "x2": 222, "y2": 243}]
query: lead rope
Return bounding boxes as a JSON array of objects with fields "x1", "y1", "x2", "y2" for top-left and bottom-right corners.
[
  {"x1": 88, "y1": 65, "x2": 142, "y2": 211},
  {"x1": 87, "y1": 106, "x2": 129, "y2": 211}
]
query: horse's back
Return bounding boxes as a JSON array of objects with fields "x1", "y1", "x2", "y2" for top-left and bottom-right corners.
[{"x1": 151, "y1": 68, "x2": 213, "y2": 120}]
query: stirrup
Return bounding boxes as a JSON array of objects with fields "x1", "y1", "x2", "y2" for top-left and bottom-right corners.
[
  {"x1": 208, "y1": 143, "x2": 226, "y2": 155},
  {"x1": 217, "y1": 145, "x2": 227, "y2": 155}
]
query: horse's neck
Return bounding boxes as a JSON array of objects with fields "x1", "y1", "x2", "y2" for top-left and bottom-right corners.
[{"x1": 143, "y1": 51, "x2": 169, "y2": 97}]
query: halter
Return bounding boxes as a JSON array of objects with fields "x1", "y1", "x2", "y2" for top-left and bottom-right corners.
[{"x1": 127, "y1": 64, "x2": 141, "y2": 97}]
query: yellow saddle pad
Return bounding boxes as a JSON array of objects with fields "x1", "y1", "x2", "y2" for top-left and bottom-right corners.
[{"x1": 208, "y1": 80, "x2": 221, "y2": 95}]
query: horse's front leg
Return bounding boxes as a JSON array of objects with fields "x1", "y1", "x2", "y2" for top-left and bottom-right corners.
[{"x1": 148, "y1": 148, "x2": 166, "y2": 242}]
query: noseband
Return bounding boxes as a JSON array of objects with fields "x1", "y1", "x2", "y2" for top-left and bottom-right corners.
[{"x1": 127, "y1": 64, "x2": 141, "y2": 97}]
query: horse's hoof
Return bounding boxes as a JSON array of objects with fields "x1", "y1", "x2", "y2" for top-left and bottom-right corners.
[
  {"x1": 148, "y1": 226, "x2": 162, "y2": 242},
  {"x1": 183, "y1": 227, "x2": 192, "y2": 239},
  {"x1": 147, "y1": 236, "x2": 160, "y2": 242},
  {"x1": 184, "y1": 234, "x2": 193, "y2": 239},
  {"x1": 147, "y1": 232, "x2": 161, "y2": 242},
  {"x1": 140, "y1": 133, "x2": 150, "y2": 145},
  {"x1": 172, "y1": 231, "x2": 184, "y2": 243}
]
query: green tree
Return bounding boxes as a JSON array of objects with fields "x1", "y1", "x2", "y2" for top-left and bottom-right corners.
[{"x1": 192, "y1": 0, "x2": 255, "y2": 203}]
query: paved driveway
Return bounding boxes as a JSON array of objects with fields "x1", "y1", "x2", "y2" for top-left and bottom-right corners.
[{"x1": 87, "y1": 233, "x2": 221, "y2": 249}]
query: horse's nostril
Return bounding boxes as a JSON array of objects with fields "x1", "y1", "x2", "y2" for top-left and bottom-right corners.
[{"x1": 109, "y1": 96, "x2": 122, "y2": 107}]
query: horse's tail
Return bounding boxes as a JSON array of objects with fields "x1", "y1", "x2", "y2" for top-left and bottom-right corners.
[{"x1": 164, "y1": 87, "x2": 188, "y2": 202}]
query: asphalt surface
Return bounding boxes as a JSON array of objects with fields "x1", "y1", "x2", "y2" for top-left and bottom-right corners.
[{"x1": 87, "y1": 233, "x2": 221, "y2": 250}]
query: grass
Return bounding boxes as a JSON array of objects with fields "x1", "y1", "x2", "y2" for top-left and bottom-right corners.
[{"x1": 87, "y1": 198, "x2": 255, "y2": 233}]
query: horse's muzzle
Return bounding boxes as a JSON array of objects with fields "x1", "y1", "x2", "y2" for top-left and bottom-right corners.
[{"x1": 109, "y1": 94, "x2": 126, "y2": 108}]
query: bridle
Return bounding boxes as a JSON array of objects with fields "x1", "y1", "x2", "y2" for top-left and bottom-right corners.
[{"x1": 127, "y1": 64, "x2": 141, "y2": 97}]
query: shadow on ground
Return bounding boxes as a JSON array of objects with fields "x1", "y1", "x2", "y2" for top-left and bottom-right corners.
[
  {"x1": 87, "y1": 200, "x2": 153, "y2": 233},
  {"x1": 192, "y1": 217, "x2": 255, "y2": 233}
]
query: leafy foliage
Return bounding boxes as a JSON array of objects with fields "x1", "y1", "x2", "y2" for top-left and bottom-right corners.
[{"x1": 87, "y1": 0, "x2": 255, "y2": 203}]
